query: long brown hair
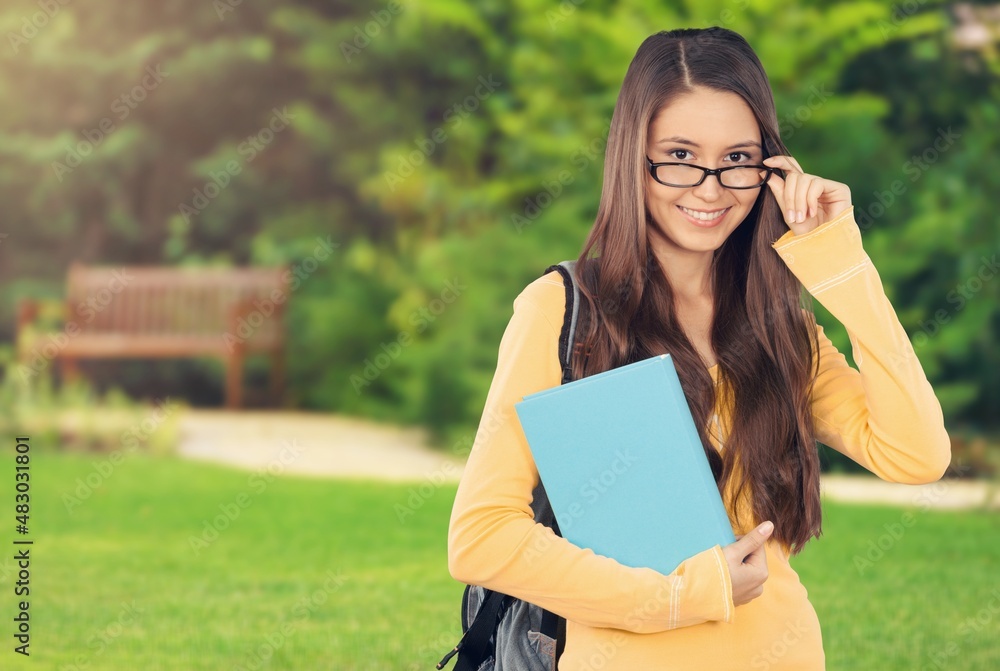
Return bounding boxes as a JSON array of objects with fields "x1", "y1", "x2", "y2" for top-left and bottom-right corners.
[{"x1": 572, "y1": 27, "x2": 822, "y2": 553}]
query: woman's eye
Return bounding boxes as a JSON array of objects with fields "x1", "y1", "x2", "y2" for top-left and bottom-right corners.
[
  {"x1": 670, "y1": 149, "x2": 690, "y2": 160},
  {"x1": 729, "y1": 152, "x2": 752, "y2": 163}
]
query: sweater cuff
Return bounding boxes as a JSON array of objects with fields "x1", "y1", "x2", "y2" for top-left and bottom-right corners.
[
  {"x1": 771, "y1": 206, "x2": 872, "y2": 297},
  {"x1": 645, "y1": 544, "x2": 735, "y2": 629}
]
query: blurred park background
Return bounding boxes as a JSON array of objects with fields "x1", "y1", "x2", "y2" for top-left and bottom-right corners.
[{"x1": 0, "y1": 0, "x2": 998, "y2": 669}]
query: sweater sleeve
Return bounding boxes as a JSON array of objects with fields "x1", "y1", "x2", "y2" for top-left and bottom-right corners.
[
  {"x1": 771, "y1": 206, "x2": 952, "y2": 484},
  {"x1": 447, "y1": 279, "x2": 735, "y2": 633}
]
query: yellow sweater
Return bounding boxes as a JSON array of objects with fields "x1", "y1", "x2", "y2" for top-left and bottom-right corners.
[{"x1": 447, "y1": 206, "x2": 951, "y2": 670}]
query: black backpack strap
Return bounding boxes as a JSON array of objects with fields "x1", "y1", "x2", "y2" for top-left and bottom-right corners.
[
  {"x1": 544, "y1": 260, "x2": 579, "y2": 385},
  {"x1": 437, "y1": 589, "x2": 513, "y2": 670},
  {"x1": 539, "y1": 260, "x2": 580, "y2": 663},
  {"x1": 439, "y1": 262, "x2": 579, "y2": 671}
]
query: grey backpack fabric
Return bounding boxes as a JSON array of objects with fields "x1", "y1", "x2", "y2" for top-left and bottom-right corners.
[
  {"x1": 459, "y1": 481, "x2": 560, "y2": 671},
  {"x1": 438, "y1": 261, "x2": 579, "y2": 671}
]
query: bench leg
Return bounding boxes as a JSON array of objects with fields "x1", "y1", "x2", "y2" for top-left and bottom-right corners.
[
  {"x1": 225, "y1": 352, "x2": 244, "y2": 409},
  {"x1": 61, "y1": 357, "x2": 81, "y2": 385},
  {"x1": 269, "y1": 349, "x2": 285, "y2": 407}
]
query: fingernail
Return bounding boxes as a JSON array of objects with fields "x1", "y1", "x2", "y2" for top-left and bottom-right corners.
[
  {"x1": 760, "y1": 521, "x2": 774, "y2": 535},
  {"x1": 794, "y1": 210, "x2": 803, "y2": 223}
]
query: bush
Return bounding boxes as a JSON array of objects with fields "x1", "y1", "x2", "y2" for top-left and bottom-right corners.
[{"x1": 0, "y1": 345, "x2": 184, "y2": 455}]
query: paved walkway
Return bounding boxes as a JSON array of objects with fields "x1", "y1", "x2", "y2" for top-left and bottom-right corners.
[
  {"x1": 820, "y1": 474, "x2": 1000, "y2": 510},
  {"x1": 177, "y1": 410, "x2": 1000, "y2": 510},
  {"x1": 178, "y1": 410, "x2": 464, "y2": 483}
]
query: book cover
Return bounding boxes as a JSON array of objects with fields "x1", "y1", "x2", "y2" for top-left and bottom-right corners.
[{"x1": 514, "y1": 354, "x2": 736, "y2": 576}]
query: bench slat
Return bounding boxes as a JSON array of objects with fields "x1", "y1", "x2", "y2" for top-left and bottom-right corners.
[
  {"x1": 25, "y1": 264, "x2": 291, "y2": 408},
  {"x1": 58, "y1": 334, "x2": 279, "y2": 358}
]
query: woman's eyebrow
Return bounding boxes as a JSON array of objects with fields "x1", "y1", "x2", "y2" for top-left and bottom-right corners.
[{"x1": 655, "y1": 136, "x2": 761, "y2": 151}]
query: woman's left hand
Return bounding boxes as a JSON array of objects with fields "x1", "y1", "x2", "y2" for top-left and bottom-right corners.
[{"x1": 762, "y1": 155, "x2": 853, "y2": 235}]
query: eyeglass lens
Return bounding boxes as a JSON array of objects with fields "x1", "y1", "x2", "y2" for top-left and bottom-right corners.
[{"x1": 654, "y1": 164, "x2": 768, "y2": 188}]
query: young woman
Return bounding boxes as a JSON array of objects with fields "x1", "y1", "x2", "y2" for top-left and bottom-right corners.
[{"x1": 447, "y1": 27, "x2": 950, "y2": 670}]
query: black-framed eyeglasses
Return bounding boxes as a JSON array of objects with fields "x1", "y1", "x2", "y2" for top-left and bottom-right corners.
[{"x1": 646, "y1": 156, "x2": 778, "y2": 190}]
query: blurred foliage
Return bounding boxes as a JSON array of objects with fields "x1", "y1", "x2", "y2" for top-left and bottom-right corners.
[
  {"x1": 0, "y1": 1, "x2": 997, "y2": 454},
  {"x1": 0, "y1": 345, "x2": 183, "y2": 454}
]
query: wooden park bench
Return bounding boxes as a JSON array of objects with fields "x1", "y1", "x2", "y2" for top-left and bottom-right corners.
[{"x1": 16, "y1": 264, "x2": 289, "y2": 408}]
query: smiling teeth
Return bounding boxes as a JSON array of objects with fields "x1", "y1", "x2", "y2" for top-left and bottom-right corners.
[{"x1": 680, "y1": 206, "x2": 728, "y2": 221}]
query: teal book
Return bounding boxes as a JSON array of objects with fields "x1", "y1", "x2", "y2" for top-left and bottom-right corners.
[{"x1": 514, "y1": 353, "x2": 735, "y2": 576}]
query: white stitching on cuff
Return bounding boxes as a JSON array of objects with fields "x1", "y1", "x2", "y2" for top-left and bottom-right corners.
[
  {"x1": 675, "y1": 583, "x2": 683, "y2": 629},
  {"x1": 808, "y1": 259, "x2": 871, "y2": 295},
  {"x1": 671, "y1": 575, "x2": 679, "y2": 629},
  {"x1": 713, "y1": 546, "x2": 730, "y2": 623}
]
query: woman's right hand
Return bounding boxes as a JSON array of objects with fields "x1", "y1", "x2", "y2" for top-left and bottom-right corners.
[{"x1": 722, "y1": 521, "x2": 774, "y2": 607}]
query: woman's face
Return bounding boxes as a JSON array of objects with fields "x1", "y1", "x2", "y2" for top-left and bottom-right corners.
[{"x1": 644, "y1": 86, "x2": 765, "y2": 258}]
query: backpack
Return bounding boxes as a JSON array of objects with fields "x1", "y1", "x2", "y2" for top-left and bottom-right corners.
[{"x1": 437, "y1": 260, "x2": 580, "y2": 671}]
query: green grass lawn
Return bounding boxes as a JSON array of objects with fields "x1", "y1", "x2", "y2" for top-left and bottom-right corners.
[{"x1": 1, "y1": 450, "x2": 997, "y2": 670}]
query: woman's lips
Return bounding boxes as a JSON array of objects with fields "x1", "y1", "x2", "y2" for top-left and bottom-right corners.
[{"x1": 677, "y1": 205, "x2": 731, "y2": 228}]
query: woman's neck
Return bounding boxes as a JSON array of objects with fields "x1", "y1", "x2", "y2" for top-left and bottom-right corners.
[{"x1": 651, "y1": 244, "x2": 715, "y2": 304}]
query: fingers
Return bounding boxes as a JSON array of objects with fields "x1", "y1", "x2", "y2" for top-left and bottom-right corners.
[
  {"x1": 762, "y1": 156, "x2": 790, "y2": 222},
  {"x1": 731, "y1": 520, "x2": 774, "y2": 560},
  {"x1": 762, "y1": 155, "x2": 794, "y2": 173},
  {"x1": 785, "y1": 170, "x2": 818, "y2": 223},
  {"x1": 763, "y1": 155, "x2": 821, "y2": 225},
  {"x1": 724, "y1": 521, "x2": 774, "y2": 607},
  {"x1": 784, "y1": 170, "x2": 803, "y2": 222},
  {"x1": 742, "y1": 541, "x2": 768, "y2": 570},
  {"x1": 763, "y1": 174, "x2": 783, "y2": 216},
  {"x1": 803, "y1": 178, "x2": 824, "y2": 220}
]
